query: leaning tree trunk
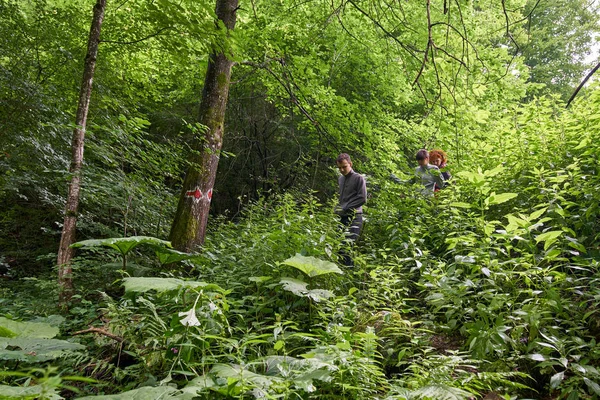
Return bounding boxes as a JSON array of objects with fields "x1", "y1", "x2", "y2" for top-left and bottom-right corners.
[
  {"x1": 56, "y1": 0, "x2": 106, "y2": 305},
  {"x1": 169, "y1": 0, "x2": 239, "y2": 252}
]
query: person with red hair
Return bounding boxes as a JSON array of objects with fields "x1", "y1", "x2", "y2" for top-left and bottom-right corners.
[{"x1": 428, "y1": 149, "x2": 451, "y2": 191}]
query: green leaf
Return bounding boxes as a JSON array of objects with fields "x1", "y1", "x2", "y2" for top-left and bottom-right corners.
[
  {"x1": 248, "y1": 276, "x2": 272, "y2": 283},
  {"x1": 575, "y1": 137, "x2": 589, "y2": 150},
  {"x1": 529, "y1": 207, "x2": 548, "y2": 220},
  {"x1": 210, "y1": 364, "x2": 282, "y2": 387},
  {"x1": 0, "y1": 317, "x2": 59, "y2": 339},
  {"x1": 528, "y1": 353, "x2": 546, "y2": 361},
  {"x1": 182, "y1": 375, "x2": 217, "y2": 393},
  {"x1": 450, "y1": 202, "x2": 472, "y2": 209},
  {"x1": 77, "y1": 386, "x2": 180, "y2": 399},
  {"x1": 0, "y1": 326, "x2": 17, "y2": 338},
  {"x1": 279, "y1": 278, "x2": 334, "y2": 302},
  {"x1": 0, "y1": 384, "x2": 60, "y2": 399},
  {"x1": 550, "y1": 371, "x2": 565, "y2": 389},
  {"x1": 536, "y1": 230, "x2": 563, "y2": 243},
  {"x1": 485, "y1": 192, "x2": 517, "y2": 206},
  {"x1": 536, "y1": 230, "x2": 563, "y2": 250},
  {"x1": 122, "y1": 277, "x2": 224, "y2": 293},
  {"x1": 0, "y1": 337, "x2": 85, "y2": 362},
  {"x1": 584, "y1": 377, "x2": 600, "y2": 395},
  {"x1": 72, "y1": 236, "x2": 171, "y2": 256},
  {"x1": 281, "y1": 254, "x2": 343, "y2": 277},
  {"x1": 155, "y1": 247, "x2": 197, "y2": 265},
  {"x1": 336, "y1": 341, "x2": 351, "y2": 350},
  {"x1": 484, "y1": 164, "x2": 505, "y2": 178}
]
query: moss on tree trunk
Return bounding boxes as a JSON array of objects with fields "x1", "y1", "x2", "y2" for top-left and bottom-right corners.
[{"x1": 169, "y1": 0, "x2": 239, "y2": 252}]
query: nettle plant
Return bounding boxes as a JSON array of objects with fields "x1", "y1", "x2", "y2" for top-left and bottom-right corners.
[{"x1": 444, "y1": 165, "x2": 517, "y2": 259}]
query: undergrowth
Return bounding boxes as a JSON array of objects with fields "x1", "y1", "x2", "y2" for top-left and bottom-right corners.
[{"x1": 4, "y1": 93, "x2": 600, "y2": 399}]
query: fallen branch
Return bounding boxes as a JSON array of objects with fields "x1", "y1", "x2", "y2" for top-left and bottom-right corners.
[{"x1": 73, "y1": 327, "x2": 124, "y2": 343}]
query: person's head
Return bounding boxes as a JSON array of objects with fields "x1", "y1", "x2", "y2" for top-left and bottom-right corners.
[
  {"x1": 336, "y1": 153, "x2": 353, "y2": 176},
  {"x1": 429, "y1": 149, "x2": 447, "y2": 168},
  {"x1": 415, "y1": 149, "x2": 429, "y2": 167}
]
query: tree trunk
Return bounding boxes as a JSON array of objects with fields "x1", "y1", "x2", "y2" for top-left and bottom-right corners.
[
  {"x1": 169, "y1": 0, "x2": 239, "y2": 252},
  {"x1": 56, "y1": 0, "x2": 106, "y2": 305}
]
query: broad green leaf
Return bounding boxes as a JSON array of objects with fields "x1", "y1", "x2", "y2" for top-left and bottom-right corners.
[
  {"x1": 279, "y1": 278, "x2": 334, "y2": 302},
  {"x1": 77, "y1": 386, "x2": 180, "y2": 399},
  {"x1": 0, "y1": 337, "x2": 85, "y2": 362},
  {"x1": 0, "y1": 317, "x2": 59, "y2": 339},
  {"x1": 575, "y1": 137, "x2": 589, "y2": 150},
  {"x1": 279, "y1": 277, "x2": 309, "y2": 296},
  {"x1": 72, "y1": 236, "x2": 171, "y2": 256},
  {"x1": 528, "y1": 353, "x2": 546, "y2": 361},
  {"x1": 305, "y1": 288, "x2": 334, "y2": 302},
  {"x1": 450, "y1": 202, "x2": 472, "y2": 209},
  {"x1": 550, "y1": 371, "x2": 565, "y2": 389},
  {"x1": 336, "y1": 341, "x2": 351, "y2": 350},
  {"x1": 0, "y1": 327, "x2": 17, "y2": 338},
  {"x1": 281, "y1": 254, "x2": 343, "y2": 277},
  {"x1": 536, "y1": 230, "x2": 563, "y2": 250},
  {"x1": 530, "y1": 207, "x2": 548, "y2": 220},
  {"x1": 536, "y1": 230, "x2": 563, "y2": 243},
  {"x1": 484, "y1": 164, "x2": 505, "y2": 178},
  {"x1": 182, "y1": 375, "x2": 217, "y2": 392},
  {"x1": 123, "y1": 277, "x2": 224, "y2": 293},
  {"x1": 485, "y1": 192, "x2": 517, "y2": 206},
  {"x1": 248, "y1": 276, "x2": 272, "y2": 283},
  {"x1": 454, "y1": 255, "x2": 475, "y2": 263},
  {"x1": 210, "y1": 363, "x2": 282, "y2": 387},
  {"x1": 155, "y1": 247, "x2": 197, "y2": 265},
  {"x1": 457, "y1": 170, "x2": 485, "y2": 185},
  {"x1": 573, "y1": 363, "x2": 587, "y2": 373},
  {"x1": 0, "y1": 384, "x2": 60, "y2": 399},
  {"x1": 545, "y1": 249, "x2": 562, "y2": 259},
  {"x1": 584, "y1": 377, "x2": 600, "y2": 395}
]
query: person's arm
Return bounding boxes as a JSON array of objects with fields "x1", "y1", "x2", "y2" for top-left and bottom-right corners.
[
  {"x1": 390, "y1": 173, "x2": 416, "y2": 184},
  {"x1": 434, "y1": 169, "x2": 445, "y2": 189}
]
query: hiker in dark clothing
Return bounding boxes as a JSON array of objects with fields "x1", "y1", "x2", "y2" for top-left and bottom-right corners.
[{"x1": 335, "y1": 153, "x2": 367, "y2": 266}]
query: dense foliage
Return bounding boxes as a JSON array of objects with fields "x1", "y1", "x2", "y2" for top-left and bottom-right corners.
[{"x1": 2, "y1": 0, "x2": 600, "y2": 398}]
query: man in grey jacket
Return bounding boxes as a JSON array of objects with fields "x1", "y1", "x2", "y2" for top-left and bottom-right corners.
[{"x1": 335, "y1": 153, "x2": 367, "y2": 266}]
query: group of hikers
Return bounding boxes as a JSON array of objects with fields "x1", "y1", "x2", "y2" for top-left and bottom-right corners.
[{"x1": 334, "y1": 149, "x2": 451, "y2": 265}]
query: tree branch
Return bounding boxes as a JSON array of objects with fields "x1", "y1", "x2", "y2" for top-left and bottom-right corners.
[
  {"x1": 567, "y1": 61, "x2": 600, "y2": 108},
  {"x1": 239, "y1": 59, "x2": 339, "y2": 150},
  {"x1": 346, "y1": 0, "x2": 420, "y2": 63},
  {"x1": 413, "y1": 0, "x2": 433, "y2": 86},
  {"x1": 73, "y1": 327, "x2": 124, "y2": 343}
]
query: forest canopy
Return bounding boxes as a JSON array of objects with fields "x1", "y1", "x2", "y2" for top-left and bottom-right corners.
[{"x1": 2, "y1": 0, "x2": 600, "y2": 398}]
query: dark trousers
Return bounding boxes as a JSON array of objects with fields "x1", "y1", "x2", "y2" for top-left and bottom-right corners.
[{"x1": 339, "y1": 213, "x2": 363, "y2": 266}]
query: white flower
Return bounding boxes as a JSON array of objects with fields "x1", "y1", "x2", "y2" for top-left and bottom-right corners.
[
  {"x1": 179, "y1": 308, "x2": 201, "y2": 326},
  {"x1": 179, "y1": 293, "x2": 202, "y2": 327}
]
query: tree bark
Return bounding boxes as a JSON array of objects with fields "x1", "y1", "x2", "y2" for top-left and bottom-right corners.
[
  {"x1": 169, "y1": 0, "x2": 239, "y2": 252},
  {"x1": 56, "y1": 0, "x2": 106, "y2": 305}
]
